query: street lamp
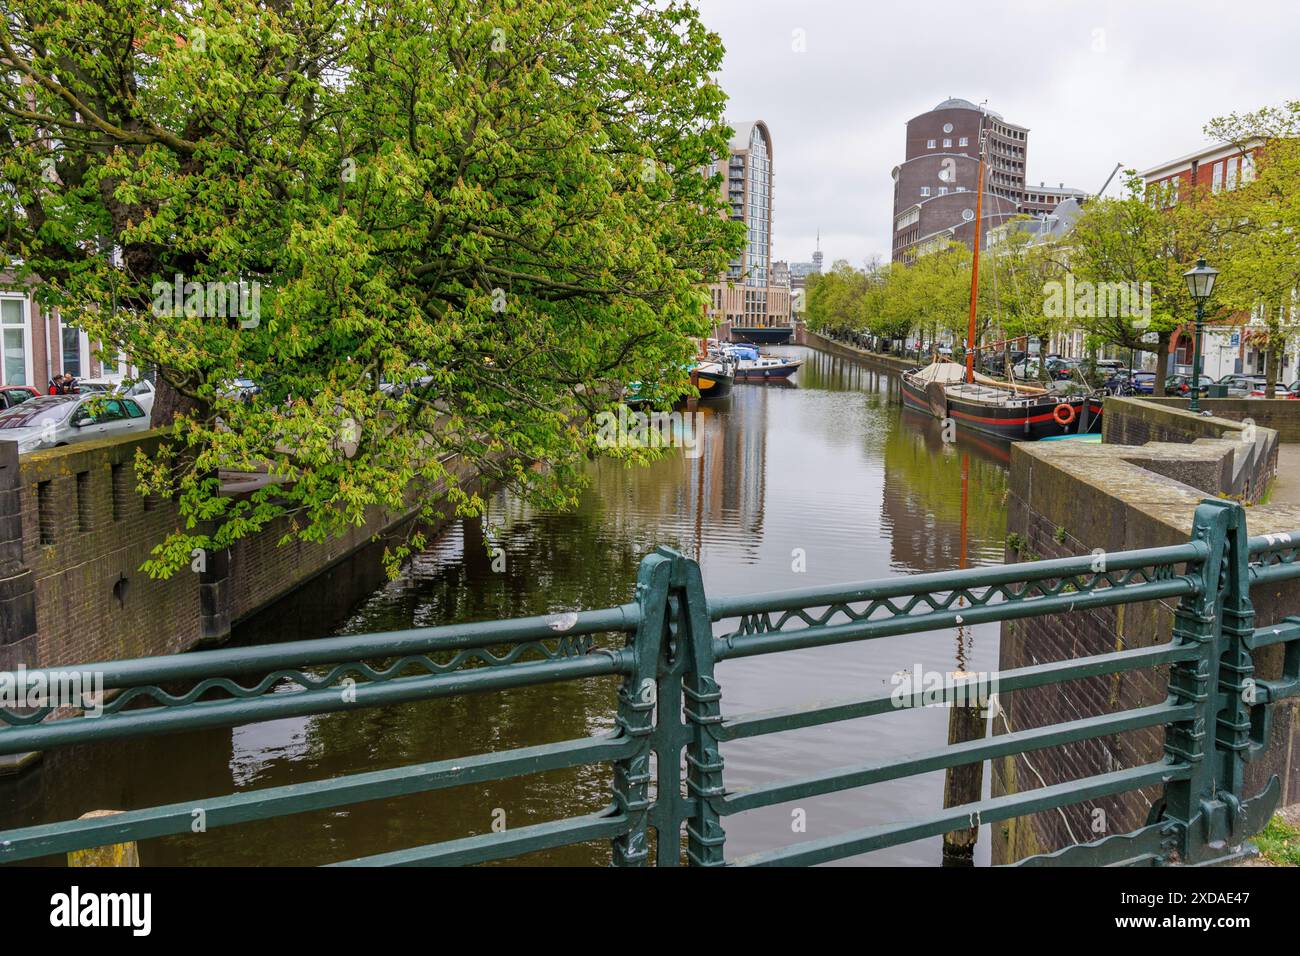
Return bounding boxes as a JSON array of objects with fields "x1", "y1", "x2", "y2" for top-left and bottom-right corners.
[{"x1": 1182, "y1": 257, "x2": 1219, "y2": 412}]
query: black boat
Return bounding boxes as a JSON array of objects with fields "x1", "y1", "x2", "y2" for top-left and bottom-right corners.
[{"x1": 900, "y1": 362, "x2": 1102, "y2": 441}]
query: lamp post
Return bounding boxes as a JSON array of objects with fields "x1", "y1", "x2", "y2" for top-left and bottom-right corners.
[{"x1": 1182, "y1": 258, "x2": 1219, "y2": 413}]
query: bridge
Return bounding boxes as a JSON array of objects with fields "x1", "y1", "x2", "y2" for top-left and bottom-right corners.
[{"x1": 1, "y1": 497, "x2": 1297, "y2": 866}]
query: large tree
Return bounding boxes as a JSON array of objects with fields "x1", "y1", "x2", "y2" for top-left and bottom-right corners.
[
  {"x1": 1066, "y1": 172, "x2": 1213, "y2": 396},
  {"x1": 0, "y1": 0, "x2": 741, "y2": 575},
  {"x1": 1203, "y1": 102, "x2": 1300, "y2": 397}
]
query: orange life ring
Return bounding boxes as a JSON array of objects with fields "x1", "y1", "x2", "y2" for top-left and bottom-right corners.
[{"x1": 1053, "y1": 402, "x2": 1077, "y2": 426}]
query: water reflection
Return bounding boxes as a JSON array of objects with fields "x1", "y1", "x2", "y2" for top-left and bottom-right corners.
[{"x1": 1, "y1": 346, "x2": 1011, "y2": 866}]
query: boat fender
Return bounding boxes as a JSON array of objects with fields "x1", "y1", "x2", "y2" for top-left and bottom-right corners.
[{"x1": 1053, "y1": 402, "x2": 1077, "y2": 426}]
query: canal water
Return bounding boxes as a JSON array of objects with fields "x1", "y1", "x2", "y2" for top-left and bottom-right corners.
[{"x1": 2, "y1": 346, "x2": 1014, "y2": 866}]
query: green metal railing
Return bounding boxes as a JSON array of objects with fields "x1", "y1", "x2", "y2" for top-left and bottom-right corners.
[{"x1": 1, "y1": 497, "x2": 1297, "y2": 866}]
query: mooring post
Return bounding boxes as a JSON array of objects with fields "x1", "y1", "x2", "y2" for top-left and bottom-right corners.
[
  {"x1": 942, "y1": 693, "x2": 986, "y2": 866},
  {"x1": 66, "y1": 810, "x2": 140, "y2": 867}
]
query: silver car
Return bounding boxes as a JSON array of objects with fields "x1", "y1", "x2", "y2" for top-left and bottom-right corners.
[{"x1": 0, "y1": 394, "x2": 150, "y2": 454}]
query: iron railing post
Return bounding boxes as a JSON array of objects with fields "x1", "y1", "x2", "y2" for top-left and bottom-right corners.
[
  {"x1": 610, "y1": 551, "x2": 672, "y2": 866},
  {"x1": 1214, "y1": 504, "x2": 1256, "y2": 807},
  {"x1": 676, "y1": 555, "x2": 727, "y2": 866},
  {"x1": 1159, "y1": 499, "x2": 1230, "y2": 863}
]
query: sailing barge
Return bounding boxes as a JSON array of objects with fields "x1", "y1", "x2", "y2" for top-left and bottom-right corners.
[{"x1": 900, "y1": 361, "x2": 1102, "y2": 441}]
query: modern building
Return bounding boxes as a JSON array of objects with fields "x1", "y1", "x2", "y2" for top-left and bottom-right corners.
[
  {"x1": 706, "y1": 121, "x2": 792, "y2": 342},
  {"x1": 1020, "y1": 182, "x2": 1088, "y2": 217},
  {"x1": 891, "y1": 98, "x2": 1087, "y2": 264}
]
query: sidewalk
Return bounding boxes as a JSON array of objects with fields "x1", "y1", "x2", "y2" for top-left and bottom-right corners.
[{"x1": 1270, "y1": 444, "x2": 1300, "y2": 506}]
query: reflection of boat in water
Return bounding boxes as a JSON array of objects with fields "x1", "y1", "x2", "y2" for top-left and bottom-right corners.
[
  {"x1": 718, "y1": 344, "x2": 803, "y2": 382},
  {"x1": 899, "y1": 402, "x2": 1012, "y2": 464},
  {"x1": 901, "y1": 361, "x2": 1102, "y2": 441}
]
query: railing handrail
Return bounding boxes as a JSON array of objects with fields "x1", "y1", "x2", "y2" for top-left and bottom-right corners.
[
  {"x1": 706, "y1": 540, "x2": 1206, "y2": 619},
  {"x1": 2, "y1": 504, "x2": 1298, "y2": 867},
  {"x1": 5, "y1": 602, "x2": 641, "y2": 690}
]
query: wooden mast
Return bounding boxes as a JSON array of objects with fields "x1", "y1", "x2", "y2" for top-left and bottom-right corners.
[{"x1": 965, "y1": 121, "x2": 987, "y2": 386}]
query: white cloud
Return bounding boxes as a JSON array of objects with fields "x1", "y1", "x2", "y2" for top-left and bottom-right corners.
[{"x1": 696, "y1": 0, "x2": 1296, "y2": 266}]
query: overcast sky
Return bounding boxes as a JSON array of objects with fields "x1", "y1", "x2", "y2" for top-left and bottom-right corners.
[{"x1": 695, "y1": 0, "x2": 1297, "y2": 267}]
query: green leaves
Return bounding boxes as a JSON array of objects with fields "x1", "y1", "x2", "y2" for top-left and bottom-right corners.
[{"x1": 1, "y1": 0, "x2": 741, "y2": 576}]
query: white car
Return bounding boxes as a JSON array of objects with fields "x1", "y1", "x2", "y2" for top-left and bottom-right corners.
[
  {"x1": 76, "y1": 377, "x2": 155, "y2": 416},
  {"x1": 0, "y1": 394, "x2": 150, "y2": 454}
]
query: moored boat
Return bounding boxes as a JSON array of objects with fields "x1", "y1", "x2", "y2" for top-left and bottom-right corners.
[
  {"x1": 718, "y1": 344, "x2": 803, "y2": 382},
  {"x1": 730, "y1": 325, "x2": 793, "y2": 345},
  {"x1": 689, "y1": 359, "x2": 734, "y2": 400},
  {"x1": 901, "y1": 361, "x2": 1102, "y2": 440}
]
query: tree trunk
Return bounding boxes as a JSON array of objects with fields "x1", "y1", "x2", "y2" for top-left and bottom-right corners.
[
  {"x1": 150, "y1": 372, "x2": 206, "y2": 429},
  {"x1": 1265, "y1": 299, "x2": 1282, "y2": 400},
  {"x1": 1152, "y1": 331, "x2": 1172, "y2": 397}
]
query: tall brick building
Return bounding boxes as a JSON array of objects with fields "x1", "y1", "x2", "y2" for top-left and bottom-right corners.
[{"x1": 890, "y1": 98, "x2": 1083, "y2": 264}]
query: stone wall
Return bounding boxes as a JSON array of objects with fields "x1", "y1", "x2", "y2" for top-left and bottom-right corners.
[
  {"x1": 0, "y1": 433, "x2": 473, "y2": 671},
  {"x1": 993, "y1": 436, "x2": 1300, "y2": 863},
  {"x1": 799, "y1": 329, "x2": 915, "y2": 374},
  {"x1": 1122, "y1": 396, "x2": 1300, "y2": 443},
  {"x1": 4, "y1": 435, "x2": 200, "y2": 670},
  {"x1": 1102, "y1": 396, "x2": 1280, "y2": 503}
]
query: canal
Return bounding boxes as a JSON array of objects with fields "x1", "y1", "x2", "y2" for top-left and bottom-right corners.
[{"x1": 1, "y1": 345, "x2": 1014, "y2": 866}]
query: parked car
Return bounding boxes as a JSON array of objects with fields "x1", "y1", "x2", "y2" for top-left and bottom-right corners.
[
  {"x1": 76, "y1": 377, "x2": 156, "y2": 416},
  {"x1": 220, "y1": 377, "x2": 263, "y2": 404},
  {"x1": 1123, "y1": 371, "x2": 1157, "y2": 394},
  {"x1": 0, "y1": 385, "x2": 39, "y2": 409},
  {"x1": 1093, "y1": 359, "x2": 1126, "y2": 380},
  {"x1": 379, "y1": 363, "x2": 436, "y2": 398},
  {"x1": 982, "y1": 350, "x2": 1027, "y2": 375},
  {"x1": 1214, "y1": 374, "x2": 1268, "y2": 398},
  {"x1": 0, "y1": 394, "x2": 150, "y2": 454},
  {"x1": 1012, "y1": 357, "x2": 1074, "y2": 382},
  {"x1": 1248, "y1": 380, "x2": 1300, "y2": 399}
]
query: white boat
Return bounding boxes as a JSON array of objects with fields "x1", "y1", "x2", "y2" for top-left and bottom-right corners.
[{"x1": 716, "y1": 344, "x2": 802, "y2": 381}]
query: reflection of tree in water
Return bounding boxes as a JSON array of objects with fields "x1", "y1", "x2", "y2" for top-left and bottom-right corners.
[{"x1": 881, "y1": 407, "x2": 1009, "y2": 573}]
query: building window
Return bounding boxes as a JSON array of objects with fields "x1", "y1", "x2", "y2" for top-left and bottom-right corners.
[
  {"x1": 1226, "y1": 159, "x2": 1238, "y2": 191},
  {"x1": 0, "y1": 297, "x2": 29, "y2": 386},
  {"x1": 1212, "y1": 160, "x2": 1225, "y2": 193},
  {"x1": 959, "y1": 136, "x2": 968, "y2": 147},
  {"x1": 938, "y1": 186, "x2": 948, "y2": 195},
  {"x1": 62, "y1": 324, "x2": 83, "y2": 376},
  {"x1": 1242, "y1": 152, "x2": 1256, "y2": 183},
  {"x1": 927, "y1": 139, "x2": 936, "y2": 149},
  {"x1": 920, "y1": 187, "x2": 930, "y2": 197}
]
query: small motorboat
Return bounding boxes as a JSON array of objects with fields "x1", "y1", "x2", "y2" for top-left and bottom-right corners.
[
  {"x1": 716, "y1": 344, "x2": 802, "y2": 382},
  {"x1": 689, "y1": 359, "x2": 734, "y2": 400}
]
